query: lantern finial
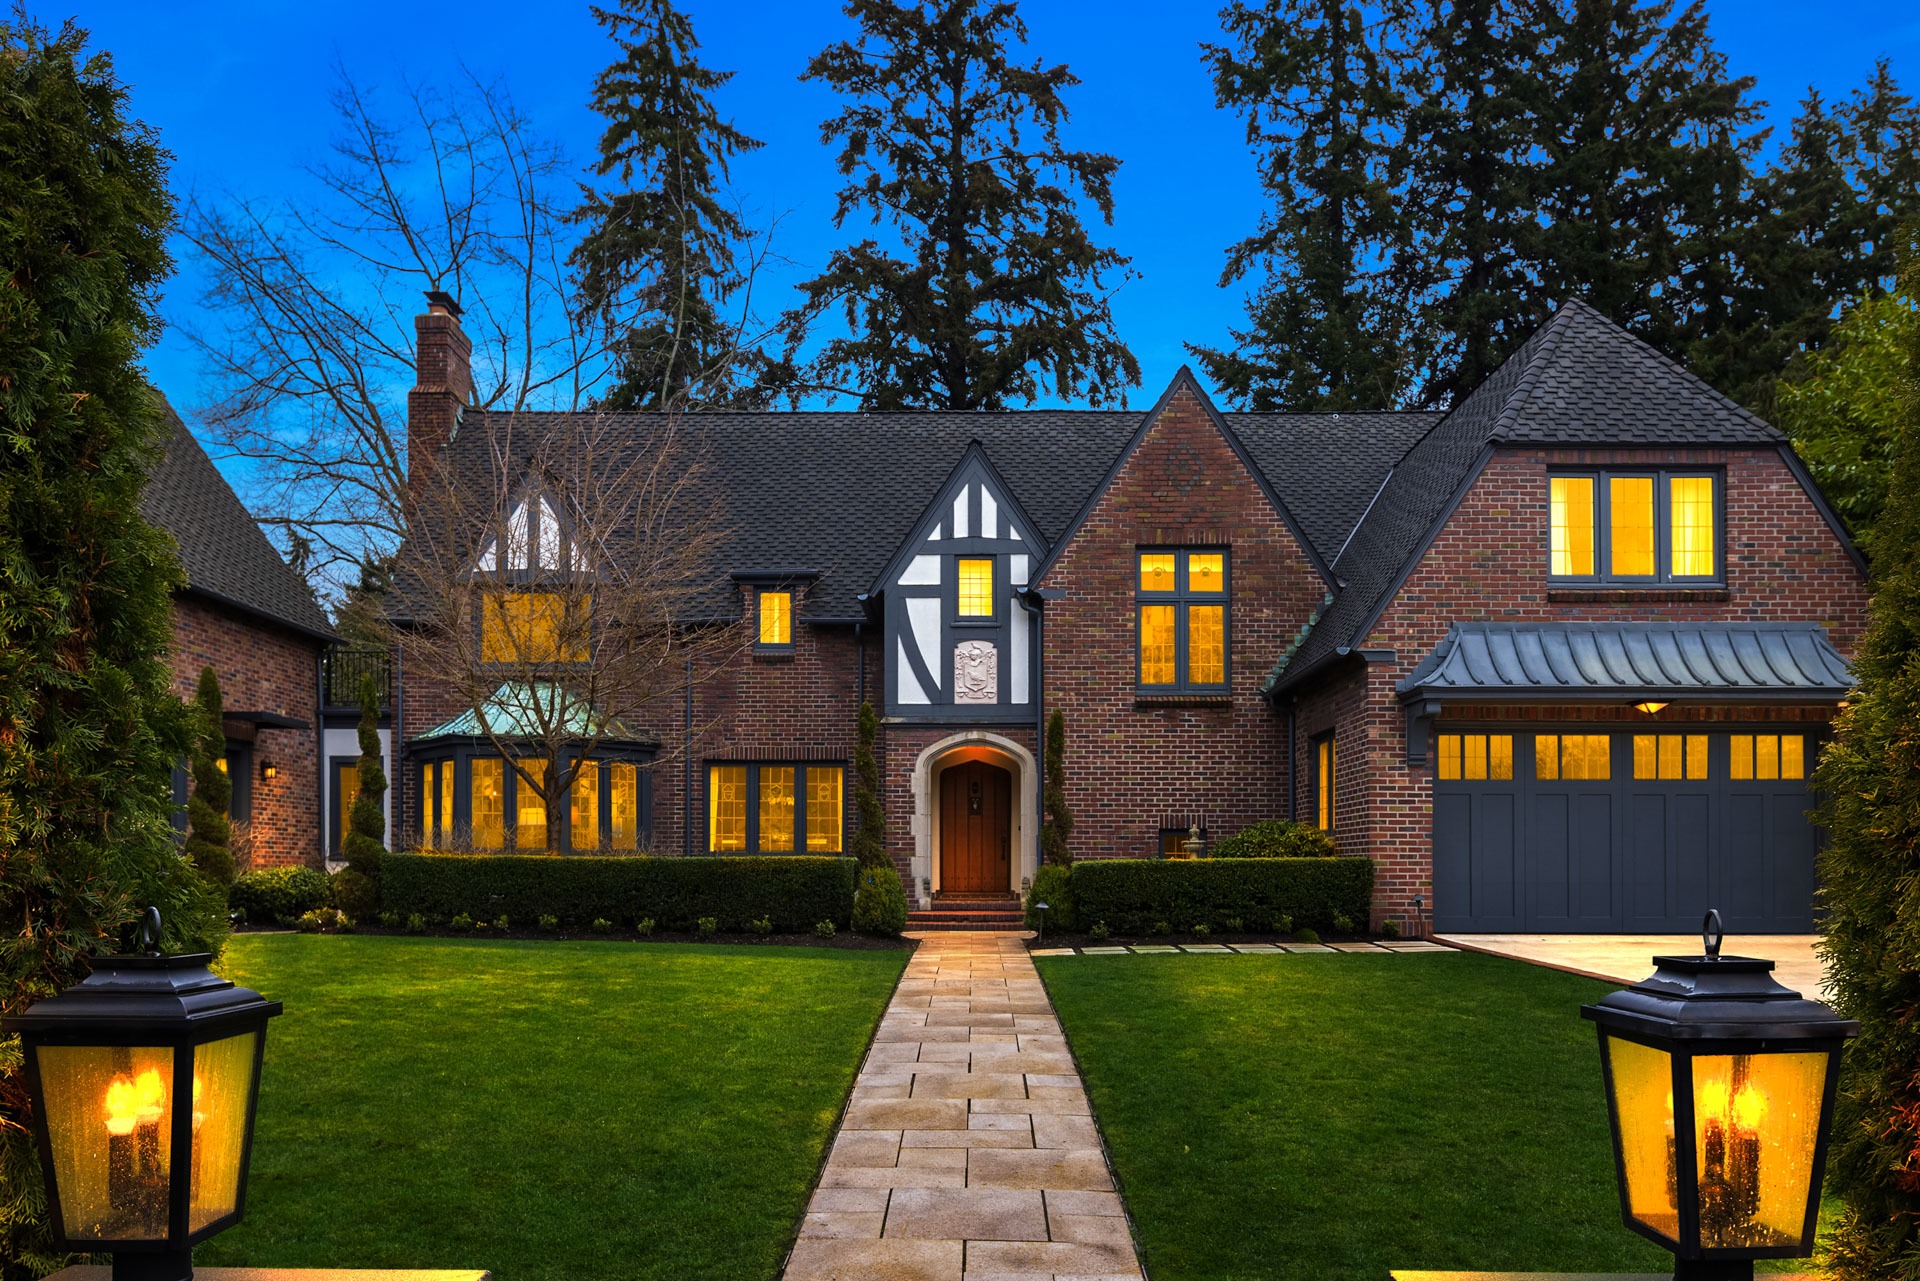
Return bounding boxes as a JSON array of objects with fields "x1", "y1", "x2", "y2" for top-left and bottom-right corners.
[
  {"x1": 1702, "y1": 908, "x2": 1724, "y2": 961},
  {"x1": 137, "y1": 906, "x2": 163, "y2": 957}
]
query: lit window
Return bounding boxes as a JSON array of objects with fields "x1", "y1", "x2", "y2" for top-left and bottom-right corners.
[
  {"x1": 758, "y1": 590, "x2": 791, "y2": 646},
  {"x1": 760, "y1": 766, "x2": 796, "y2": 852},
  {"x1": 1550, "y1": 477, "x2": 1596, "y2": 577},
  {"x1": 515, "y1": 759, "x2": 549, "y2": 850},
  {"x1": 1632, "y1": 735, "x2": 1708, "y2": 781},
  {"x1": 1437, "y1": 734, "x2": 1514, "y2": 781},
  {"x1": 440, "y1": 759, "x2": 454, "y2": 846},
  {"x1": 420, "y1": 762, "x2": 435, "y2": 848},
  {"x1": 1160, "y1": 827, "x2": 1207, "y2": 856},
  {"x1": 612, "y1": 763, "x2": 639, "y2": 850},
  {"x1": 482, "y1": 592, "x2": 590, "y2": 663},
  {"x1": 1549, "y1": 471, "x2": 1718, "y2": 582},
  {"x1": 1138, "y1": 550, "x2": 1230, "y2": 692},
  {"x1": 1730, "y1": 734, "x2": 1804, "y2": 781},
  {"x1": 571, "y1": 760, "x2": 600, "y2": 851},
  {"x1": 335, "y1": 762, "x2": 361, "y2": 856},
  {"x1": 471, "y1": 757, "x2": 504, "y2": 849},
  {"x1": 1536, "y1": 735, "x2": 1612, "y2": 780},
  {"x1": 708, "y1": 762, "x2": 844, "y2": 854},
  {"x1": 1317, "y1": 736, "x2": 1336, "y2": 830},
  {"x1": 806, "y1": 767, "x2": 844, "y2": 853},
  {"x1": 957, "y1": 559, "x2": 994, "y2": 618}
]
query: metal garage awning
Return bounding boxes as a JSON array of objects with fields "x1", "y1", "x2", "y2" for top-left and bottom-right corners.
[{"x1": 1399, "y1": 622, "x2": 1855, "y2": 704}]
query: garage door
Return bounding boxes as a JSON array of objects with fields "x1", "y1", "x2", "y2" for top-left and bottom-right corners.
[{"x1": 1432, "y1": 728, "x2": 1818, "y2": 934}]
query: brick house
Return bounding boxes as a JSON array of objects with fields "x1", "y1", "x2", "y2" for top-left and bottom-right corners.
[
  {"x1": 391, "y1": 296, "x2": 1867, "y2": 933},
  {"x1": 142, "y1": 405, "x2": 340, "y2": 869}
]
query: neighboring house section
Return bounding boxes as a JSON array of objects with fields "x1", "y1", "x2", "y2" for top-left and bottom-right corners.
[
  {"x1": 1268, "y1": 301, "x2": 1870, "y2": 934},
  {"x1": 142, "y1": 406, "x2": 339, "y2": 869},
  {"x1": 390, "y1": 295, "x2": 1868, "y2": 933}
]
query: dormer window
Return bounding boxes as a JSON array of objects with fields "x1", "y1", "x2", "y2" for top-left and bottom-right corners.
[
  {"x1": 758, "y1": 589, "x2": 792, "y2": 647},
  {"x1": 480, "y1": 591, "x2": 591, "y2": 664},
  {"x1": 1549, "y1": 471, "x2": 1720, "y2": 582},
  {"x1": 957, "y1": 558, "x2": 995, "y2": 619}
]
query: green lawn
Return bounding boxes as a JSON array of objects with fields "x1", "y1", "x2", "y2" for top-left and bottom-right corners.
[
  {"x1": 1036, "y1": 951, "x2": 1685, "y2": 1281},
  {"x1": 199, "y1": 935, "x2": 907, "y2": 1281}
]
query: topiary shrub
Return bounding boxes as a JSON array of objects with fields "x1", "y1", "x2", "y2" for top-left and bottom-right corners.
[
  {"x1": 330, "y1": 866, "x2": 377, "y2": 918},
  {"x1": 852, "y1": 865, "x2": 908, "y2": 936},
  {"x1": 185, "y1": 666, "x2": 235, "y2": 884},
  {"x1": 851, "y1": 701, "x2": 888, "y2": 869},
  {"x1": 338, "y1": 671, "x2": 388, "y2": 910},
  {"x1": 1024, "y1": 863, "x2": 1076, "y2": 931},
  {"x1": 1208, "y1": 819, "x2": 1336, "y2": 860},
  {"x1": 229, "y1": 866, "x2": 333, "y2": 924}
]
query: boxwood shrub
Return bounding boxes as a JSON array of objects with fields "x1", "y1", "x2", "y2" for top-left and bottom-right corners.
[
  {"x1": 1071, "y1": 856, "x2": 1372, "y2": 935},
  {"x1": 1207, "y1": 819, "x2": 1336, "y2": 859},
  {"x1": 229, "y1": 866, "x2": 333, "y2": 924},
  {"x1": 381, "y1": 854, "x2": 858, "y2": 932}
]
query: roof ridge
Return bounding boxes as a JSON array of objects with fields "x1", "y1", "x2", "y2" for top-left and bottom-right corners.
[{"x1": 1486, "y1": 304, "x2": 1579, "y2": 440}]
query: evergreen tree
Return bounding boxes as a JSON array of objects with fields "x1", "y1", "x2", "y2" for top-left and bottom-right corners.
[
  {"x1": 851, "y1": 700, "x2": 887, "y2": 869},
  {"x1": 570, "y1": 0, "x2": 766, "y2": 410},
  {"x1": 185, "y1": 667, "x2": 235, "y2": 885},
  {"x1": 1812, "y1": 225, "x2": 1920, "y2": 1281},
  {"x1": 789, "y1": 0, "x2": 1139, "y2": 411},
  {"x1": 0, "y1": 16, "x2": 228, "y2": 1274},
  {"x1": 1041, "y1": 709, "x2": 1073, "y2": 866},
  {"x1": 333, "y1": 673, "x2": 387, "y2": 917},
  {"x1": 1192, "y1": 0, "x2": 1420, "y2": 410}
]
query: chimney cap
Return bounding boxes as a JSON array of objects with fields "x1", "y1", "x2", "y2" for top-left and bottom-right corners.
[{"x1": 424, "y1": 290, "x2": 463, "y2": 319}]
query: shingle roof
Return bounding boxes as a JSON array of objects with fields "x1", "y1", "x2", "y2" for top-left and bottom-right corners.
[
  {"x1": 1268, "y1": 301, "x2": 1793, "y2": 694},
  {"x1": 1397, "y1": 622, "x2": 1854, "y2": 701},
  {"x1": 411, "y1": 403, "x2": 1432, "y2": 620},
  {"x1": 140, "y1": 404, "x2": 334, "y2": 641}
]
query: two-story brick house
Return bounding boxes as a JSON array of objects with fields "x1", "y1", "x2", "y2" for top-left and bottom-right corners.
[{"x1": 391, "y1": 295, "x2": 1868, "y2": 934}]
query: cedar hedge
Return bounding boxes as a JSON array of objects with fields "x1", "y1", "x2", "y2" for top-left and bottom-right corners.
[
  {"x1": 1071, "y1": 856, "x2": 1372, "y2": 935},
  {"x1": 382, "y1": 853, "x2": 858, "y2": 931}
]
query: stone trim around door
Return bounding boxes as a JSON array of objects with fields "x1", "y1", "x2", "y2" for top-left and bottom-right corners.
[{"x1": 910, "y1": 732, "x2": 1038, "y2": 909}]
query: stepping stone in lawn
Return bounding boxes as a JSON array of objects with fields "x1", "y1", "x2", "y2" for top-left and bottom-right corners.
[
  {"x1": 1129, "y1": 945, "x2": 1179, "y2": 953},
  {"x1": 1079, "y1": 947, "x2": 1130, "y2": 955},
  {"x1": 1180, "y1": 944, "x2": 1232, "y2": 953},
  {"x1": 1283, "y1": 944, "x2": 1335, "y2": 953},
  {"x1": 1227, "y1": 944, "x2": 1281, "y2": 952},
  {"x1": 1028, "y1": 948, "x2": 1077, "y2": 957}
]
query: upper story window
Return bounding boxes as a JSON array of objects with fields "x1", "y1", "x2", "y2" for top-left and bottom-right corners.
[
  {"x1": 1137, "y1": 550, "x2": 1228, "y2": 692},
  {"x1": 957, "y1": 558, "x2": 995, "y2": 619},
  {"x1": 481, "y1": 591, "x2": 591, "y2": 664},
  {"x1": 1549, "y1": 471, "x2": 1720, "y2": 583},
  {"x1": 758, "y1": 589, "x2": 792, "y2": 647}
]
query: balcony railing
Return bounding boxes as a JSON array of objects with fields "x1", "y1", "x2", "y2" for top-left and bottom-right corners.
[{"x1": 324, "y1": 648, "x2": 392, "y2": 711}]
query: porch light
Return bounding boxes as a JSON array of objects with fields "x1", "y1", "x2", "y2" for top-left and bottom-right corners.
[
  {"x1": 3, "y1": 908, "x2": 282, "y2": 1281},
  {"x1": 259, "y1": 760, "x2": 278, "y2": 780},
  {"x1": 1634, "y1": 700, "x2": 1670, "y2": 715},
  {"x1": 1580, "y1": 910, "x2": 1855, "y2": 1281}
]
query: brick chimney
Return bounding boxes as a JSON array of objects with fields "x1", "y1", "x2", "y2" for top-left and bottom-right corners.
[{"x1": 408, "y1": 290, "x2": 471, "y2": 489}]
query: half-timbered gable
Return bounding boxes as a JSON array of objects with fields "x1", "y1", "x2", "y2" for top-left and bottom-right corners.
[{"x1": 878, "y1": 443, "x2": 1045, "y2": 722}]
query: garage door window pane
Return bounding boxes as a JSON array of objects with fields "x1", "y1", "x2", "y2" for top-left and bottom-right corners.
[
  {"x1": 1781, "y1": 735, "x2": 1804, "y2": 779},
  {"x1": 1439, "y1": 733, "x2": 1514, "y2": 781},
  {"x1": 1489, "y1": 735, "x2": 1513, "y2": 780},
  {"x1": 1536, "y1": 735, "x2": 1559, "y2": 780},
  {"x1": 1439, "y1": 735, "x2": 1462, "y2": 780},
  {"x1": 1633, "y1": 735, "x2": 1657, "y2": 780},
  {"x1": 1542, "y1": 734, "x2": 1610, "y2": 780},
  {"x1": 1687, "y1": 734, "x2": 1708, "y2": 779}
]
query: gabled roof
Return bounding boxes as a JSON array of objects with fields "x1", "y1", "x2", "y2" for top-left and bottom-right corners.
[
  {"x1": 140, "y1": 403, "x2": 334, "y2": 642},
  {"x1": 1268, "y1": 301, "x2": 1802, "y2": 695},
  {"x1": 410, "y1": 395, "x2": 1432, "y2": 620},
  {"x1": 1398, "y1": 622, "x2": 1854, "y2": 702},
  {"x1": 871, "y1": 439, "x2": 1049, "y2": 593}
]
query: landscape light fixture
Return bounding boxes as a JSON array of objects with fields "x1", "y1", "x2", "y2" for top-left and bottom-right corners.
[
  {"x1": 1581, "y1": 910, "x2": 1856, "y2": 1281},
  {"x1": 3, "y1": 908, "x2": 282, "y2": 1281},
  {"x1": 1634, "y1": 700, "x2": 1671, "y2": 715}
]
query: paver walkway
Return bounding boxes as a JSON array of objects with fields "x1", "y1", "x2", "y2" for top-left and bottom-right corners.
[
  {"x1": 1435, "y1": 933, "x2": 1826, "y2": 998},
  {"x1": 783, "y1": 931, "x2": 1143, "y2": 1281}
]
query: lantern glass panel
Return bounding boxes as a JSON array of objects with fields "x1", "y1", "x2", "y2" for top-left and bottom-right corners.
[
  {"x1": 33, "y1": 1044, "x2": 174, "y2": 1242},
  {"x1": 1603, "y1": 1034, "x2": 1679, "y2": 1242},
  {"x1": 189, "y1": 1031, "x2": 259, "y2": 1231},
  {"x1": 1690, "y1": 1051, "x2": 1828, "y2": 1250}
]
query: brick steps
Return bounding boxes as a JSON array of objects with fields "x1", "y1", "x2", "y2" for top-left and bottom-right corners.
[{"x1": 910, "y1": 900, "x2": 1025, "y2": 931}]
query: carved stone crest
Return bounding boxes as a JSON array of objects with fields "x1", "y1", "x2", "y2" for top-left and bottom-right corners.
[{"x1": 953, "y1": 641, "x2": 998, "y2": 704}]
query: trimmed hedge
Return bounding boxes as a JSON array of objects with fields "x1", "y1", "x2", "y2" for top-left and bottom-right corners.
[
  {"x1": 381, "y1": 854, "x2": 858, "y2": 932},
  {"x1": 1071, "y1": 856, "x2": 1372, "y2": 935},
  {"x1": 229, "y1": 866, "x2": 332, "y2": 924}
]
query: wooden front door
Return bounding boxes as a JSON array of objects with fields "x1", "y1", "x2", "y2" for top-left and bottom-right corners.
[{"x1": 939, "y1": 761, "x2": 1012, "y2": 893}]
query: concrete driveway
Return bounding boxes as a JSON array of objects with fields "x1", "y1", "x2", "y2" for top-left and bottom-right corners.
[{"x1": 1434, "y1": 933, "x2": 1828, "y2": 999}]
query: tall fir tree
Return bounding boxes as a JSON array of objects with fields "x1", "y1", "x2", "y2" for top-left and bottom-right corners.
[
  {"x1": 0, "y1": 16, "x2": 228, "y2": 1275},
  {"x1": 570, "y1": 0, "x2": 766, "y2": 410},
  {"x1": 1192, "y1": 0, "x2": 1420, "y2": 410},
  {"x1": 184, "y1": 667, "x2": 235, "y2": 884},
  {"x1": 1812, "y1": 225, "x2": 1920, "y2": 1281},
  {"x1": 788, "y1": 0, "x2": 1140, "y2": 411}
]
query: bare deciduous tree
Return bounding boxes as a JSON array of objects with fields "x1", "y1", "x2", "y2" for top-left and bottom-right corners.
[{"x1": 393, "y1": 408, "x2": 742, "y2": 852}]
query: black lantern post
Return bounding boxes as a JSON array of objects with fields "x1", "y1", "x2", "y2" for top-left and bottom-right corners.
[
  {"x1": 3, "y1": 909, "x2": 281, "y2": 1281},
  {"x1": 1581, "y1": 910, "x2": 1857, "y2": 1281}
]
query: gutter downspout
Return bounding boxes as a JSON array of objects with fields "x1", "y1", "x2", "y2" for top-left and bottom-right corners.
[
  {"x1": 316, "y1": 648, "x2": 327, "y2": 866},
  {"x1": 683, "y1": 656, "x2": 693, "y2": 857}
]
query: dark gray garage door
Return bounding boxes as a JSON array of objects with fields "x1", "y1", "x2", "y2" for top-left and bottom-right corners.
[{"x1": 1432, "y1": 728, "x2": 1819, "y2": 934}]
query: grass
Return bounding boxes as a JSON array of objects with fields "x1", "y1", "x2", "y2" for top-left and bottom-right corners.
[
  {"x1": 1036, "y1": 950, "x2": 1693, "y2": 1281},
  {"x1": 198, "y1": 935, "x2": 907, "y2": 1281}
]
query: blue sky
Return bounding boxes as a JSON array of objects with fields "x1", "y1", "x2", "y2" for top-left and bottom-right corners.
[{"x1": 65, "y1": 0, "x2": 1920, "y2": 446}]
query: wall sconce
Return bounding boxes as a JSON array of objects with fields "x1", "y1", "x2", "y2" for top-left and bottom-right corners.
[
  {"x1": 1633, "y1": 701, "x2": 1670, "y2": 715},
  {"x1": 259, "y1": 761, "x2": 278, "y2": 781}
]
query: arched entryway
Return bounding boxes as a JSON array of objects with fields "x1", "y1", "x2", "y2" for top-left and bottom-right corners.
[{"x1": 910, "y1": 732, "x2": 1038, "y2": 908}]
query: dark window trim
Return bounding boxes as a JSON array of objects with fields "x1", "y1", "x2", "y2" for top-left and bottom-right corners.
[
  {"x1": 1549, "y1": 467, "x2": 1726, "y2": 586},
  {"x1": 754, "y1": 586, "x2": 797, "y2": 655},
  {"x1": 328, "y1": 754, "x2": 362, "y2": 857},
  {"x1": 704, "y1": 760, "x2": 848, "y2": 855},
  {"x1": 1135, "y1": 547, "x2": 1232, "y2": 695},
  {"x1": 952, "y1": 555, "x2": 1000, "y2": 626},
  {"x1": 412, "y1": 740, "x2": 654, "y2": 853},
  {"x1": 223, "y1": 740, "x2": 254, "y2": 824}
]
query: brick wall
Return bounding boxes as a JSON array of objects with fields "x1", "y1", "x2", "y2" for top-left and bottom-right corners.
[
  {"x1": 168, "y1": 594, "x2": 324, "y2": 869},
  {"x1": 1039, "y1": 385, "x2": 1324, "y2": 859},
  {"x1": 1300, "y1": 445, "x2": 1872, "y2": 926}
]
